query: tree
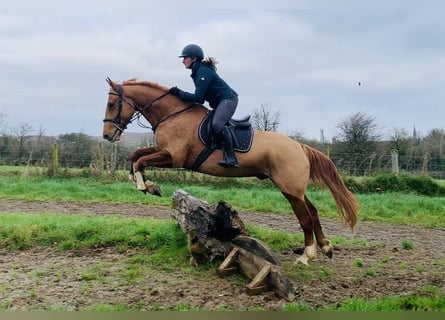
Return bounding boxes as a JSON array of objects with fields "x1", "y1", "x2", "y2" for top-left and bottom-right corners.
[
  {"x1": 422, "y1": 129, "x2": 445, "y2": 176},
  {"x1": 12, "y1": 122, "x2": 34, "y2": 164},
  {"x1": 332, "y1": 112, "x2": 381, "y2": 175},
  {"x1": 57, "y1": 133, "x2": 95, "y2": 168},
  {"x1": 34, "y1": 126, "x2": 55, "y2": 166},
  {"x1": 389, "y1": 128, "x2": 410, "y2": 155},
  {"x1": 252, "y1": 104, "x2": 280, "y2": 131},
  {"x1": 424, "y1": 129, "x2": 444, "y2": 156}
]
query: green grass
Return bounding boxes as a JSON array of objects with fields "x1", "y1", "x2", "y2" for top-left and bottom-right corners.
[
  {"x1": 0, "y1": 166, "x2": 444, "y2": 311},
  {"x1": 0, "y1": 212, "x2": 187, "y2": 253},
  {"x1": 1, "y1": 212, "x2": 365, "y2": 258},
  {"x1": 0, "y1": 168, "x2": 444, "y2": 227},
  {"x1": 0, "y1": 212, "x2": 443, "y2": 311},
  {"x1": 283, "y1": 285, "x2": 445, "y2": 311}
]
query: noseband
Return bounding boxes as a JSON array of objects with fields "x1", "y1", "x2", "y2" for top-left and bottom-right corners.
[{"x1": 103, "y1": 84, "x2": 131, "y2": 140}]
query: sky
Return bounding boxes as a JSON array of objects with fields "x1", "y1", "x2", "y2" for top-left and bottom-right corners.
[{"x1": 1, "y1": 0, "x2": 444, "y2": 141}]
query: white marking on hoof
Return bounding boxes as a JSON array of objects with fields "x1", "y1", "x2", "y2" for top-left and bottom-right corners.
[
  {"x1": 295, "y1": 255, "x2": 309, "y2": 265},
  {"x1": 134, "y1": 171, "x2": 146, "y2": 190},
  {"x1": 306, "y1": 243, "x2": 317, "y2": 259},
  {"x1": 295, "y1": 243, "x2": 317, "y2": 265}
]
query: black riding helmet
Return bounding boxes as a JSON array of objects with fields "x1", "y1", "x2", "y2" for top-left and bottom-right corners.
[{"x1": 179, "y1": 44, "x2": 204, "y2": 60}]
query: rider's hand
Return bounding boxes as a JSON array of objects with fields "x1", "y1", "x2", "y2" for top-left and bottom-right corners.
[{"x1": 169, "y1": 86, "x2": 181, "y2": 96}]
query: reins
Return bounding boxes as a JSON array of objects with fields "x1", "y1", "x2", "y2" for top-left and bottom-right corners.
[
  {"x1": 151, "y1": 102, "x2": 197, "y2": 132},
  {"x1": 105, "y1": 84, "x2": 197, "y2": 133},
  {"x1": 132, "y1": 90, "x2": 170, "y2": 131}
]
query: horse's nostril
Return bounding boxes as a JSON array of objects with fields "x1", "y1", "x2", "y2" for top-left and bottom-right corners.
[{"x1": 103, "y1": 134, "x2": 109, "y2": 140}]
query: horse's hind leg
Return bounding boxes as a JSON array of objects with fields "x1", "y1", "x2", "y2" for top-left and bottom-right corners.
[
  {"x1": 282, "y1": 193, "x2": 317, "y2": 265},
  {"x1": 305, "y1": 195, "x2": 333, "y2": 258}
]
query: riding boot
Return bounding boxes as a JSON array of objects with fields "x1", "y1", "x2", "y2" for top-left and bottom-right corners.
[{"x1": 217, "y1": 126, "x2": 238, "y2": 168}]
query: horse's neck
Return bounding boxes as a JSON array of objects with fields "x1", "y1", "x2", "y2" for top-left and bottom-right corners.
[{"x1": 132, "y1": 86, "x2": 185, "y2": 124}]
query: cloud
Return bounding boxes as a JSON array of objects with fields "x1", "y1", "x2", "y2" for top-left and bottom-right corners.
[{"x1": 1, "y1": 1, "x2": 444, "y2": 140}]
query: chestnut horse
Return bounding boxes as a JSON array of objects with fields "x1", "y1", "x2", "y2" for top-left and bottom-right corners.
[{"x1": 102, "y1": 78, "x2": 359, "y2": 265}]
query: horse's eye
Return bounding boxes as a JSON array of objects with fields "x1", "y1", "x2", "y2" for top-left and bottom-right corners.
[{"x1": 107, "y1": 102, "x2": 115, "y2": 109}]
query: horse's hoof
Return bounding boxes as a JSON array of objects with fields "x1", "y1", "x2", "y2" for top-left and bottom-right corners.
[
  {"x1": 295, "y1": 256, "x2": 309, "y2": 265},
  {"x1": 292, "y1": 247, "x2": 305, "y2": 255},
  {"x1": 146, "y1": 183, "x2": 162, "y2": 197},
  {"x1": 153, "y1": 187, "x2": 162, "y2": 197},
  {"x1": 324, "y1": 248, "x2": 333, "y2": 259},
  {"x1": 321, "y1": 241, "x2": 334, "y2": 259}
]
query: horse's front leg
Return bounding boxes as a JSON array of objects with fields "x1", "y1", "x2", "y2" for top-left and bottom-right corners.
[
  {"x1": 129, "y1": 147, "x2": 158, "y2": 190},
  {"x1": 129, "y1": 147, "x2": 156, "y2": 189},
  {"x1": 128, "y1": 162, "x2": 154, "y2": 193},
  {"x1": 130, "y1": 148, "x2": 173, "y2": 196}
]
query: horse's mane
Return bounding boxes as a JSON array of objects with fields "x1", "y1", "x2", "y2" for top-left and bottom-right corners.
[{"x1": 122, "y1": 78, "x2": 169, "y2": 91}]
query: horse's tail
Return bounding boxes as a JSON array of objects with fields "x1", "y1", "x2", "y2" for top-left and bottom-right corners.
[{"x1": 301, "y1": 143, "x2": 359, "y2": 230}]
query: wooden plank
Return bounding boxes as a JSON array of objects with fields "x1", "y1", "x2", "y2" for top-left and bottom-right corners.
[
  {"x1": 246, "y1": 264, "x2": 271, "y2": 295},
  {"x1": 217, "y1": 248, "x2": 239, "y2": 276},
  {"x1": 246, "y1": 284, "x2": 269, "y2": 296},
  {"x1": 217, "y1": 266, "x2": 238, "y2": 277},
  {"x1": 237, "y1": 246, "x2": 295, "y2": 301}
]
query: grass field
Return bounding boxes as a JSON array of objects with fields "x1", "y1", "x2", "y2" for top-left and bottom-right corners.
[
  {"x1": 0, "y1": 166, "x2": 444, "y2": 310},
  {"x1": 0, "y1": 166, "x2": 443, "y2": 227},
  {"x1": 0, "y1": 212, "x2": 443, "y2": 311}
]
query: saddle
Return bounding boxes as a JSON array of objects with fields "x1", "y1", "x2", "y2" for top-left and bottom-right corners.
[{"x1": 190, "y1": 111, "x2": 254, "y2": 170}]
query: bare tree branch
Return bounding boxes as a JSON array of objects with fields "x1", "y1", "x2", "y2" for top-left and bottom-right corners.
[{"x1": 252, "y1": 104, "x2": 280, "y2": 132}]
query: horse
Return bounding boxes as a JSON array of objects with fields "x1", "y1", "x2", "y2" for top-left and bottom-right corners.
[{"x1": 102, "y1": 78, "x2": 359, "y2": 265}]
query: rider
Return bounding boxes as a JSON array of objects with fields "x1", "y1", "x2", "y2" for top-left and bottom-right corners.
[{"x1": 169, "y1": 44, "x2": 239, "y2": 168}]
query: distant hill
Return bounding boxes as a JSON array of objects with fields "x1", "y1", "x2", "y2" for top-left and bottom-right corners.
[
  {"x1": 91, "y1": 132, "x2": 154, "y2": 147},
  {"x1": 17, "y1": 132, "x2": 153, "y2": 148},
  {"x1": 119, "y1": 132, "x2": 154, "y2": 146}
]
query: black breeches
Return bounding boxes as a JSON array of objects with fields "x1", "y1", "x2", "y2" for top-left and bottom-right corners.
[{"x1": 211, "y1": 96, "x2": 238, "y2": 135}]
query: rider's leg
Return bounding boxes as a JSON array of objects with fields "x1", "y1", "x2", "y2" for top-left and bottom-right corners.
[
  {"x1": 217, "y1": 126, "x2": 238, "y2": 167},
  {"x1": 212, "y1": 97, "x2": 238, "y2": 168}
]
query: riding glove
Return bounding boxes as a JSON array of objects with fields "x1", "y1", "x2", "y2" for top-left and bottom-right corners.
[{"x1": 169, "y1": 86, "x2": 181, "y2": 96}]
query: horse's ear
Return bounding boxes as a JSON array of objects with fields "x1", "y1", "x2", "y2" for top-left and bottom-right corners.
[{"x1": 106, "y1": 77, "x2": 118, "y2": 92}]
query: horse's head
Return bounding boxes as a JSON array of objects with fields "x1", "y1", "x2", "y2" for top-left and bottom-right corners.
[{"x1": 102, "y1": 78, "x2": 136, "y2": 142}]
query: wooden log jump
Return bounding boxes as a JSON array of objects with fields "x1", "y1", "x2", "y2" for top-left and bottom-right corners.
[{"x1": 171, "y1": 189, "x2": 295, "y2": 301}]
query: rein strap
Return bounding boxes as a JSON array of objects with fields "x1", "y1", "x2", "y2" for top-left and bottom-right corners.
[{"x1": 151, "y1": 103, "x2": 197, "y2": 132}]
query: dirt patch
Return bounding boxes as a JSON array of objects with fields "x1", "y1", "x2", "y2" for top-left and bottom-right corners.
[{"x1": 0, "y1": 199, "x2": 444, "y2": 310}]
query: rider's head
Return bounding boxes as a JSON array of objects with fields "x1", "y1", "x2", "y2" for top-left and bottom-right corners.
[{"x1": 179, "y1": 44, "x2": 204, "y2": 69}]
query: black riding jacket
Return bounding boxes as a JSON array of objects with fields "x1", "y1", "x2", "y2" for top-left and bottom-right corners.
[{"x1": 177, "y1": 61, "x2": 237, "y2": 108}]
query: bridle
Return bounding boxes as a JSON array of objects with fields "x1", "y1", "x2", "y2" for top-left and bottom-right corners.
[
  {"x1": 103, "y1": 85, "x2": 131, "y2": 140},
  {"x1": 103, "y1": 84, "x2": 196, "y2": 138}
]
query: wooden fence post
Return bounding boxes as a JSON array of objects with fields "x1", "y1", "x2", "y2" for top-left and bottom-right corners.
[
  {"x1": 98, "y1": 142, "x2": 104, "y2": 175},
  {"x1": 50, "y1": 143, "x2": 59, "y2": 175},
  {"x1": 110, "y1": 142, "x2": 118, "y2": 175},
  {"x1": 391, "y1": 149, "x2": 399, "y2": 175}
]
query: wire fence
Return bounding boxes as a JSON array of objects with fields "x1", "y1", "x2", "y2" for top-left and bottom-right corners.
[{"x1": 1, "y1": 142, "x2": 445, "y2": 179}]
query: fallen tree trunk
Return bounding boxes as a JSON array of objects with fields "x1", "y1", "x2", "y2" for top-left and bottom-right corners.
[
  {"x1": 171, "y1": 189, "x2": 295, "y2": 301},
  {"x1": 171, "y1": 189, "x2": 250, "y2": 264}
]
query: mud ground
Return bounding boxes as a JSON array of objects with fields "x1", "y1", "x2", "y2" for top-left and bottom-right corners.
[{"x1": 0, "y1": 199, "x2": 443, "y2": 310}]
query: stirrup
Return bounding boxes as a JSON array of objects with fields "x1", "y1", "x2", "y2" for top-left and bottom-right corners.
[
  {"x1": 218, "y1": 161, "x2": 238, "y2": 168},
  {"x1": 218, "y1": 155, "x2": 238, "y2": 168}
]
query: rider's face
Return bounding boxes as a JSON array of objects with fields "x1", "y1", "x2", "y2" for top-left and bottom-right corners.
[{"x1": 182, "y1": 56, "x2": 195, "y2": 69}]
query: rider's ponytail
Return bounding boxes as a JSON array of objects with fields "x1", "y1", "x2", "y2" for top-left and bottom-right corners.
[{"x1": 202, "y1": 57, "x2": 218, "y2": 71}]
